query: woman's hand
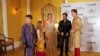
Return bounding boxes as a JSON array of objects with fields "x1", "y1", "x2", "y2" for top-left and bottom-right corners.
[
  {"x1": 38, "y1": 38, "x2": 42, "y2": 42},
  {"x1": 70, "y1": 29, "x2": 75, "y2": 33},
  {"x1": 45, "y1": 36, "x2": 48, "y2": 40},
  {"x1": 61, "y1": 32, "x2": 64, "y2": 36}
]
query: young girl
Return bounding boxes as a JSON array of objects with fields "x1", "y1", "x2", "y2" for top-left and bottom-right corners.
[{"x1": 36, "y1": 21, "x2": 46, "y2": 56}]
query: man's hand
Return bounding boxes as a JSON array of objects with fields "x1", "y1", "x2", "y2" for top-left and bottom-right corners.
[
  {"x1": 66, "y1": 33, "x2": 68, "y2": 36},
  {"x1": 61, "y1": 32, "x2": 64, "y2": 36}
]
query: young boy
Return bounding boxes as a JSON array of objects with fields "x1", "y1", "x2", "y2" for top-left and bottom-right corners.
[{"x1": 22, "y1": 15, "x2": 37, "y2": 56}]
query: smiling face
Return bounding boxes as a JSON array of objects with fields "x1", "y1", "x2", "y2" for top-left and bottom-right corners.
[
  {"x1": 63, "y1": 13, "x2": 68, "y2": 20},
  {"x1": 71, "y1": 11, "x2": 77, "y2": 17},
  {"x1": 25, "y1": 15, "x2": 33, "y2": 24},
  {"x1": 48, "y1": 15, "x2": 52, "y2": 19},
  {"x1": 71, "y1": 9, "x2": 78, "y2": 17},
  {"x1": 25, "y1": 17, "x2": 32, "y2": 24},
  {"x1": 47, "y1": 13, "x2": 53, "y2": 21},
  {"x1": 63, "y1": 14, "x2": 67, "y2": 20}
]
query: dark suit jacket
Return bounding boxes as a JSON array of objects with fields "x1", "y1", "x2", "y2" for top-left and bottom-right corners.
[{"x1": 58, "y1": 20, "x2": 72, "y2": 37}]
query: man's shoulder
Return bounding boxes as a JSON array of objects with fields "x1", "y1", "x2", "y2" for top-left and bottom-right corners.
[
  {"x1": 77, "y1": 17, "x2": 81, "y2": 19},
  {"x1": 31, "y1": 24, "x2": 35, "y2": 28},
  {"x1": 22, "y1": 23, "x2": 27, "y2": 30},
  {"x1": 77, "y1": 17, "x2": 82, "y2": 21},
  {"x1": 59, "y1": 20, "x2": 63, "y2": 22},
  {"x1": 22, "y1": 23, "x2": 27, "y2": 27},
  {"x1": 67, "y1": 20, "x2": 71, "y2": 23}
]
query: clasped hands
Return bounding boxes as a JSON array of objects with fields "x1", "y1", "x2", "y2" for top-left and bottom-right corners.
[{"x1": 60, "y1": 32, "x2": 68, "y2": 36}]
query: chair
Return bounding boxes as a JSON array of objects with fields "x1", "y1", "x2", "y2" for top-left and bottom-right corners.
[
  {"x1": 0, "y1": 39, "x2": 3, "y2": 55},
  {"x1": 0, "y1": 34, "x2": 14, "y2": 53}
]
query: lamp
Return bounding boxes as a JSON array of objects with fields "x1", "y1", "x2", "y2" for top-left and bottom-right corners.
[{"x1": 13, "y1": 8, "x2": 18, "y2": 15}]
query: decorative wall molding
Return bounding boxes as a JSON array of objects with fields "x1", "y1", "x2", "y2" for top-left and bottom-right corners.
[
  {"x1": 41, "y1": 3, "x2": 57, "y2": 21},
  {"x1": 27, "y1": 0, "x2": 30, "y2": 14},
  {"x1": 1, "y1": 0, "x2": 8, "y2": 37}
]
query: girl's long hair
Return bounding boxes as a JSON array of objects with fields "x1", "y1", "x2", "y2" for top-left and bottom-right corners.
[{"x1": 36, "y1": 21, "x2": 42, "y2": 30}]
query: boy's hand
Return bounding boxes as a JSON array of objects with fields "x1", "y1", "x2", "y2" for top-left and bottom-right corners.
[{"x1": 23, "y1": 45, "x2": 26, "y2": 48}]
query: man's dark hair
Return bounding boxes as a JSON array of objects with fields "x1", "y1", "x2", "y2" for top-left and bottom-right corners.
[
  {"x1": 63, "y1": 13, "x2": 68, "y2": 17},
  {"x1": 26, "y1": 15, "x2": 33, "y2": 20},
  {"x1": 71, "y1": 9, "x2": 77, "y2": 13}
]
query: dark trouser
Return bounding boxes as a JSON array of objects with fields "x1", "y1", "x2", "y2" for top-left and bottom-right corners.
[
  {"x1": 57, "y1": 33, "x2": 61, "y2": 48},
  {"x1": 59, "y1": 36, "x2": 69, "y2": 56},
  {"x1": 24, "y1": 45, "x2": 35, "y2": 56}
]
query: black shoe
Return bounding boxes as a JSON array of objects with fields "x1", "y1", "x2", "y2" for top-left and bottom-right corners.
[
  {"x1": 66, "y1": 54, "x2": 68, "y2": 56},
  {"x1": 59, "y1": 54, "x2": 62, "y2": 56}
]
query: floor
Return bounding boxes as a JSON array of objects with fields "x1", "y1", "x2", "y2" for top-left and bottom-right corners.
[{"x1": 1, "y1": 47, "x2": 100, "y2": 56}]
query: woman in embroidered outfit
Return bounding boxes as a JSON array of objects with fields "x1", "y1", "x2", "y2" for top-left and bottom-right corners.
[{"x1": 44, "y1": 13, "x2": 56, "y2": 56}]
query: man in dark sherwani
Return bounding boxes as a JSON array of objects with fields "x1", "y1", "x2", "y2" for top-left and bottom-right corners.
[
  {"x1": 22, "y1": 15, "x2": 37, "y2": 56},
  {"x1": 58, "y1": 13, "x2": 72, "y2": 56}
]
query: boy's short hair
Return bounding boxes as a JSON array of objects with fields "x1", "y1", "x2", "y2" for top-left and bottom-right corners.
[{"x1": 26, "y1": 15, "x2": 33, "y2": 20}]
